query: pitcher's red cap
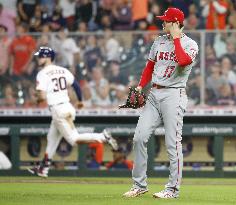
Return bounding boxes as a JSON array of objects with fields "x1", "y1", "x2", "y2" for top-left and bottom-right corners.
[{"x1": 156, "y1": 7, "x2": 184, "y2": 24}]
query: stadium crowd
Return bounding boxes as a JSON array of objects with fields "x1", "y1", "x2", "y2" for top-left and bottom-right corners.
[{"x1": 0, "y1": 0, "x2": 236, "y2": 108}]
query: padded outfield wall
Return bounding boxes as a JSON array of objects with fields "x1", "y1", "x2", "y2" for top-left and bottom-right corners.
[{"x1": 0, "y1": 108, "x2": 236, "y2": 177}]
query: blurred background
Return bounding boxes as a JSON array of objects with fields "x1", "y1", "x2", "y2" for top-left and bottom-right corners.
[{"x1": 0, "y1": 0, "x2": 236, "y2": 176}]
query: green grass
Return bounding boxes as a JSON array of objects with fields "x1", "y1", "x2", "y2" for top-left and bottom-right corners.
[{"x1": 0, "y1": 177, "x2": 236, "y2": 205}]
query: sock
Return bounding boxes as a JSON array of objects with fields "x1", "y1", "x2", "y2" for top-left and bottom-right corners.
[{"x1": 41, "y1": 154, "x2": 51, "y2": 168}]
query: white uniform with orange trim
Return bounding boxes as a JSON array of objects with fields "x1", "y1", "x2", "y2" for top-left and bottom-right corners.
[
  {"x1": 36, "y1": 65, "x2": 106, "y2": 158},
  {"x1": 36, "y1": 65, "x2": 74, "y2": 106},
  {"x1": 132, "y1": 34, "x2": 198, "y2": 191}
]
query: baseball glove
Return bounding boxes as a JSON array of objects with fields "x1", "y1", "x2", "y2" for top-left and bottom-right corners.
[{"x1": 119, "y1": 87, "x2": 146, "y2": 109}]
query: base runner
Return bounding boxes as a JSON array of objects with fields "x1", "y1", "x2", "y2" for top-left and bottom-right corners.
[{"x1": 28, "y1": 47, "x2": 118, "y2": 177}]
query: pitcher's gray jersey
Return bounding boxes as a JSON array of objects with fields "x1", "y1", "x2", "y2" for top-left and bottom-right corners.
[
  {"x1": 148, "y1": 34, "x2": 198, "y2": 87},
  {"x1": 130, "y1": 33, "x2": 199, "y2": 195}
]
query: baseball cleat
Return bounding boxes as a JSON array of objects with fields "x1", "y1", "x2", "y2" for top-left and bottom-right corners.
[
  {"x1": 27, "y1": 166, "x2": 39, "y2": 175},
  {"x1": 28, "y1": 166, "x2": 49, "y2": 178},
  {"x1": 123, "y1": 188, "x2": 148, "y2": 198},
  {"x1": 103, "y1": 129, "x2": 118, "y2": 151},
  {"x1": 37, "y1": 169, "x2": 49, "y2": 178},
  {"x1": 153, "y1": 188, "x2": 179, "y2": 199}
]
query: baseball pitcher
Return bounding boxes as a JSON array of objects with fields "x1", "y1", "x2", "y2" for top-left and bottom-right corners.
[
  {"x1": 28, "y1": 47, "x2": 118, "y2": 177},
  {"x1": 123, "y1": 8, "x2": 198, "y2": 198}
]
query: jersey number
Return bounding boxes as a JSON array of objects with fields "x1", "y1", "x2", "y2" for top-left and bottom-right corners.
[
  {"x1": 163, "y1": 66, "x2": 175, "y2": 78},
  {"x1": 52, "y1": 77, "x2": 67, "y2": 92}
]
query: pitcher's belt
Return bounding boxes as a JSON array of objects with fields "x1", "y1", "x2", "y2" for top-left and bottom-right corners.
[{"x1": 152, "y1": 83, "x2": 185, "y2": 89}]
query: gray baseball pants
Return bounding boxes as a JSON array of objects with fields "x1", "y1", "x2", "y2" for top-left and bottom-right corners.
[{"x1": 132, "y1": 87, "x2": 188, "y2": 191}]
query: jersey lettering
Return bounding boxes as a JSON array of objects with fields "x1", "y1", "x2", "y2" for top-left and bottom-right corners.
[
  {"x1": 157, "y1": 51, "x2": 178, "y2": 62},
  {"x1": 159, "y1": 52, "x2": 164, "y2": 60},
  {"x1": 163, "y1": 66, "x2": 175, "y2": 78},
  {"x1": 189, "y1": 48, "x2": 197, "y2": 59},
  {"x1": 46, "y1": 69, "x2": 65, "y2": 76},
  {"x1": 52, "y1": 77, "x2": 67, "y2": 92},
  {"x1": 149, "y1": 34, "x2": 198, "y2": 87},
  {"x1": 169, "y1": 52, "x2": 174, "y2": 61}
]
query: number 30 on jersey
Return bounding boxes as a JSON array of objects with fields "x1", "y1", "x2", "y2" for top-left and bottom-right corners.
[{"x1": 52, "y1": 77, "x2": 67, "y2": 92}]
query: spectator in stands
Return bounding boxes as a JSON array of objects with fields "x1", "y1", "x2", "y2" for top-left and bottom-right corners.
[
  {"x1": 58, "y1": 28, "x2": 80, "y2": 72},
  {"x1": 225, "y1": 41, "x2": 236, "y2": 65},
  {"x1": 187, "y1": 71, "x2": 202, "y2": 105},
  {"x1": 89, "y1": 67, "x2": 111, "y2": 107},
  {"x1": 205, "y1": 44, "x2": 217, "y2": 74},
  {"x1": 188, "y1": 2, "x2": 199, "y2": 16},
  {"x1": 59, "y1": 0, "x2": 76, "y2": 31},
  {"x1": 228, "y1": 11, "x2": 236, "y2": 29},
  {"x1": 51, "y1": 28, "x2": 80, "y2": 73},
  {"x1": 80, "y1": 80, "x2": 92, "y2": 108},
  {"x1": 17, "y1": 0, "x2": 39, "y2": 23},
  {"x1": 104, "y1": 29, "x2": 120, "y2": 62},
  {"x1": 40, "y1": 0, "x2": 56, "y2": 16},
  {"x1": 221, "y1": 56, "x2": 236, "y2": 86},
  {"x1": 226, "y1": 32, "x2": 236, "y2": 56},
  {"x1": 1, "y1": 84, "x2": 16, "y2": 107},
  {"x1": 76, "y1": 21, "x2": 88, "y2": 32},
  {"x1": 84, "y1": 35, "x2": 103, "y2": 73},
  {"x1": 213, "y1": 33, "x2": 228, "y2": 58},
  {"x1": 185, "y1": 14, "x2": 199, "y2": 30},
  {"x1": 37, "y1": 34, "x2": 51, "y2": 48},
  {"x1": 0, "y1": 25, "x2": 11, "y2": 77},
  {"x1": 153, "y1": 0, "x2": 171, "y2": 13},
  {"x1": 216, "y1": 83, "x2": 236, "y2": 106},
  {"x1": 185, "y1": 4, "x2": 200, "y2": 30},
  {"x1": 204, "y1": 88, "x2": 217, "y2": 105},
  {"x1": 41, "y1": 24, "x2": 51, "y2": 34},
  {"x1": 206, "y1": 62, "x2": 228, "y2": 98},
  {"x1": 9, "y1": 23, "x2": 36, "y2": 78},
  {"x1": 47, "y1": 6, "x2": 66, "y2": 32},
  {"x1": 107, "y1": 61, "x2": 128, "y2": 85},
  {"x1": 76, "y1": 0, "x2": 93, "y2": 25},
  {"x1": 230, "y1": 0, "x2": 236, "y2": 10},
  {"x1": 146, "y1": 3, "x2": 161, "y2": 30},
  {"x1": 111, "y1": 0, "x2": 132, "y2": 30},
  {"x1": 127, "y1": 75, "x2": 139, "y2": 88},
  {"x1": 136, "y1": 20, "x2": 149, "y2": 31},
  {"x1": 170, "y1": 0, "x2": 195, "y2": 17},
  {"x1": 77, "y1": 37, "x2": 87, "y2": 61},
  {"x1": 0, "y1": 3, "x2": 16, "y2": 36},
  {"x1": 97, "y1": 14, "x2": 112, "y2": 30},
  {"x1": 1, "y1": 0, "x2": 17, "y2": 13},
  {"x1": 110, "y1": 84, "x2": 128, "y2": 107},
  {"x1": 106, "y1": 146, "x2": 133, "y2": 170},
  {"x1": 95, "y1": 0, "x2": 113, "y2": 29},
  {"x1": 202, "y1": 0, "x2": 229, "y2": 30},
  {"x1": 29, "y1": 5, "x2": 43, "y2": 32},
  {"x1": 131, "y1": 0, "x2": 148, "y2": 29}
]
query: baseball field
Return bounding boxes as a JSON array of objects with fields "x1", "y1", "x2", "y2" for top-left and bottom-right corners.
[{"x1": 0, "y1": 177, "x2": 235, "y2": 205}]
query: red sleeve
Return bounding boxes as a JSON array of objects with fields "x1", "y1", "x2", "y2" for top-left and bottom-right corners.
[
  {"x1": 138, "y1": 59, "x2": 155, "y2": 88},
  {"x1": 173, "y1": 38, "x2": 192, "y2": 67}
]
